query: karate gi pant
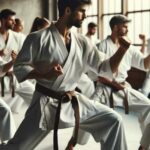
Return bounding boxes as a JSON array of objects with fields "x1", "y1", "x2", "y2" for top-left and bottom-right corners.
[
  {"x1": 2, "y1": 76, "x2": 35, "y2": 113},
  {"x1": 77, "y1": 73, "x2": 95, "y2": 98},
  {"x1": 0, "y1": 98, "x2": 16, "y2": 142},
  {"x1": 92, "y1": 83, "x2": 150, "y2": 133},
  {"x1": 140, "y1": 123, "x2": 150, "y2": 150},
  {"x1": 0, "y1": 91, "x2": 128, "y2": 150}
]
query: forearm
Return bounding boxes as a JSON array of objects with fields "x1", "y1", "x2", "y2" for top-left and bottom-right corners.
[
  {"x1": 23, "y1": 65, "x2": 63, "y2": 82},
  {"x1": 2, "y1": 60, "x2": 14, "y2": 73},
  {"x1": 139, "y1": 34, "x2": 146, "y2": 54},
  {"x1": 23, "y1": 69, "x2": 47, "y2": 81},
  {"x1": 144, "y1": 55, "x2": 150, "y2": 69},
  {"x1": 110, "y1": 46, "x2": 127, "y2": 73},
  {"x1": 140, "y1": 41, "x2": 146, "y2": 54}
]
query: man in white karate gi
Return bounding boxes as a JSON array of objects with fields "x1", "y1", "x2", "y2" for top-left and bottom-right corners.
[
  {"x1": 91, "y1": 15, "x2": 150, "y2": 149},
  {"x1": 85, "y1": 22, "x2": 99, "y2": 45},
  {"x1": 0, "y1": 1, "x2": 131, "y2": 150},
  {"x1": 0, "y1": 47, "x2": 17, "y2": 143},
  {"x1": 0, "y1": 9, "x2": 35, "y2": 112}
]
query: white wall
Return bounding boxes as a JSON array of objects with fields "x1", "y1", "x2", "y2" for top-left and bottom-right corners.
[{"x1": 0, "y1": 0, "x2": 50, "y2": 34}]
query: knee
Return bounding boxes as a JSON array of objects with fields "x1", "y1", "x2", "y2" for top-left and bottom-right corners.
[
  {"x1": 0, "y1": 104, "x2": 11, "y2": 118},
  {"x1": 110, "y1": 111, "x2": 123, "y2": 126}
]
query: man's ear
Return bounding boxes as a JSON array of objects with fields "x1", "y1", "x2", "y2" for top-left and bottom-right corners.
[
  {"x1": 114, "y1": 25, "x2": 118, "y2": 31},
  {"x1": 65, "y1": 7, "x2": 71, "y2": 15}
]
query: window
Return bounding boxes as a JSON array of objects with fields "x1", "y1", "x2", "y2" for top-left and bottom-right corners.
[
  {"x1": 80, "y1": 1, "x2": 98, "y2": 39},
  {"x1": 80, "y1": 0, "x2": 150, "y2": 45},
  {"x1": 102, "y1": 0, "x2": 122, "y2": 39},
  {"x1": 127, "y1": 0, "x2": 150, "y2": 44}
]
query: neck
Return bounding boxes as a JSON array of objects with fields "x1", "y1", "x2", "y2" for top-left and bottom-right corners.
[
  {"x1": 110, "y1": 33, "x2": 119, "y2": 44},
  {"x1": 0, "y1": 26, "x2": 8, "y2": 34},
  {"x1": 55, "y1": 18, "x2": 71, "y2": 38},
  {"x1": 0, "y1": 27, "x2": 8, "y2": 36},
  {"x1": 0, "y1": 26, "x2": 9, "y2": 42}
]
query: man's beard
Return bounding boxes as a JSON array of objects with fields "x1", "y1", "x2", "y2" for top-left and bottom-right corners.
[
  {"x1": 7, "y1": 24, "x2": 14, "y2": 30},
  {"x1": 73, "y1": 21, "x2": 82, "y2": 28},
  {"x1": 119, "y1": 31, "x2": 128, "y2": 36},
  {"x1": 70, "y1": 18, "x2": 83, "y2": 28}
]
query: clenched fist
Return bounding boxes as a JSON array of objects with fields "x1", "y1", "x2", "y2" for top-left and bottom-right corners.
[
  {"x1": 139, "y1": 34, "x2": 146, "y2": 41},
  {"x1": 43, "y1": 64, "x2": 63, "y2": 80}
]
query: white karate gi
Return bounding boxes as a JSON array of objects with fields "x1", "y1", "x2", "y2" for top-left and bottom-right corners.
[
  {"x1": 92, "y1": 36, "x2": 150, "y2": 138},
  {"x1": 0, "y1": 23, "x2": 128, "y2": 150},
  {"x1": 77, "y1": 73, "x2": 95, "y2": 98},
  {"x1": 0, "y1": 98, "x2": 16, "y2": 142},
  {"x1": 0, "y1": 30, "x2": 35, "y2": 112},
  {"x1": 140, "y1": 71, "x2": 150, "y2": 97},
  {"x1": 140, "y1": 123, "x2": 150, "y2": 149},
  {"x1": 140, "y1": 39, "x2": 150, "y2": 97}
]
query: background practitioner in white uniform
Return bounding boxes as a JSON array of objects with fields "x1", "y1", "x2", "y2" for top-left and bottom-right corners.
[
  {"x1": 92, "y1": 15, "x2": 150, "y2": 149},
  {"x1": 0, "y1": 9, "x2": 35, "y2": 113}
]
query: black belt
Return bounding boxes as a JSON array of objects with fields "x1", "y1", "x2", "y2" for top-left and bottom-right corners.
[{"x1": 36, "y1": 83, "x2": 80, "y2": 150}]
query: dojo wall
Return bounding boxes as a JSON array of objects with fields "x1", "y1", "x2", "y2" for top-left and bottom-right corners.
[{"x1": 0, "y1": 0, "x2": 57, "y2": 34}]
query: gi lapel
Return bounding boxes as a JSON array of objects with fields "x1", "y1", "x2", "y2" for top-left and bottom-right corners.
[
  {"x1": 50, "y1": 24, "x2": 76, "y2": 90},
  {"x1": 3, "y1": 30, "x2": 16, "y2": 62}
]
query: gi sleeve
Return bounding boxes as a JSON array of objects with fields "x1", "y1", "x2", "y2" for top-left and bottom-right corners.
[
  {"x1": 14, "y1": 34, "x2": 36, "y2": 82},
  {"x1": 130, "y1": 46, "x2": 145, "y2": 71},
  {"x1": 87, "y1": 46, "x2": 113, "y2": 79}
]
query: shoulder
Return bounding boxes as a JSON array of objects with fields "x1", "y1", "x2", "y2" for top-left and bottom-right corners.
[
  {"x1": 26, "y1": 27, "x2": 52, "y2": 44},
  {"x1": 129, "y1": 45, "x2": 143, "y2": 56},
  {"x1": 96, "y1": 37, "x2": 108, "y2": 51},
  {"x1": 74, "y1": 33, "x2": 93, "y2": 49}
]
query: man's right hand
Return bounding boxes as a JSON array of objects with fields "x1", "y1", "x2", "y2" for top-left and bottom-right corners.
[
  {"x1": 44, "y1": 64, "x2": 63, "y2": 80},
  {"x1": 139, "y1": 34, "x2": 146, "y2": 42}
]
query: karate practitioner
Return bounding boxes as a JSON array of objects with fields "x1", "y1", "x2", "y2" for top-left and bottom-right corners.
[
  {"x1": 85, "y1": 22, "x2": 99, "y2": 45},
  {"x1": 13, "y1": 18, "x2": 24, "y2": 33},
  {"x1": 138, "y1": 35, "x2": 150, "y2": 150},
  {"x1": 0, "y1": 9, "x2": 35, "y2": 112},
  {"x1": 92, "y1": 15, "x2": 150, "y2": 146},
  {"x1": 0, "y1": 49, "x2": 16, "y2": 143},
  {"x1": 0, "y1": 1, "x2": 131, "y2": 150}
]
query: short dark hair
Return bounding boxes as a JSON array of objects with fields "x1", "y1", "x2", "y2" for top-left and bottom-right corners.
[
  {"x1": 0, "y1": 9, "x2": 16, "y2": 20},
  {"x1": 30, "y1": 17, "x2": 50, "y2": 33},
  {"x1": 88, "y1": 22, "x2": 97, "y2": 28},
  {"x1": 109, "y1": 15, "x2": 131, "y2": 30},
  {"x1": 58, "y1": 0, "x2": 92, "y2": 17},
  {"x1": 15, "y1": 18, "x2": 22, "y2": 25}
]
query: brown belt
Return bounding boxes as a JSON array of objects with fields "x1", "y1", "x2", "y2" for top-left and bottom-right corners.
[
  {"x1": 36, "y1": 83, "x2": 80, "y2": 150},
  {"x1": 110, "y1": 87, "x2": 129, "y2": 114},
  {"x1": 1, "y1": 72, "x2": 15, "y2": 97},
  {"x1": 98, "y1": 77, "x2": 129, "y2": 114}
]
